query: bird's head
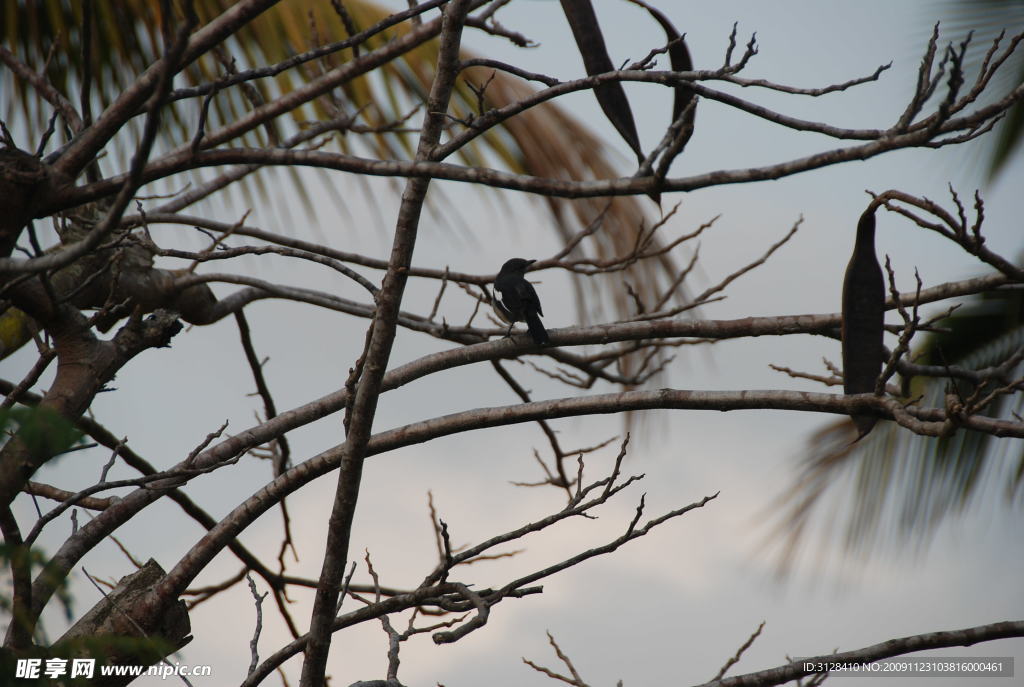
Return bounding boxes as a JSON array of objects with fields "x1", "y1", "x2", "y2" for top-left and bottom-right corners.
[{"x1": 498, "y1": 257, "x2": 535, "y2": 275}]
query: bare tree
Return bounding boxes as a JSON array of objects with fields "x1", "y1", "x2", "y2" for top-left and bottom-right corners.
[{"x1": 1, "y1": 2, "x2": 1023, "y2": 686}]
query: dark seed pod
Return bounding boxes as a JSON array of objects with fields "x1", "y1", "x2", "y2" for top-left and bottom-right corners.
[
  {"x1": 560, "y1": 0, "x2": 645, "y2": 163},
  {"x1": 842, "y1": 206, "x2": 886, "y2": 437}
]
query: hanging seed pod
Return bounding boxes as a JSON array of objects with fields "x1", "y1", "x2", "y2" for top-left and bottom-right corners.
[
  {"x1": 841, "y1": 205, "x2": 886, "y2": 437},
  {"x1": 560, "y1": 0, "x2": 645, "y2": 163},
  {"x1": 631, "y1": 0, "x2": 696, "y2": 150}
]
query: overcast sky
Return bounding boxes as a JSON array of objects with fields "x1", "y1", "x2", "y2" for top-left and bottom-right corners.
[{"x1": 10, "y1": 2, "x2": 1024, "y2": 686}]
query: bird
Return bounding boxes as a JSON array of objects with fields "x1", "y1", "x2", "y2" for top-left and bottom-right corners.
[{"x1": 493, "y1": 258, "x2": 549, "y2": 345}]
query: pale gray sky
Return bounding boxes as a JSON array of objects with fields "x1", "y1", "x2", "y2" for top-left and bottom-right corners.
[{"x1": 10, "y1": 2, "x2": 1024, "y2": 686}]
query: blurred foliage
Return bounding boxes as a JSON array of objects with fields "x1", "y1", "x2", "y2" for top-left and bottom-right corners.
[
  {"x1": 0, "y1": 306, "x2": 36, "y2": 361},
  {"x1": 774, "y1": 286, "x2": 1024, "y2": 571},
  {"x1": 938, "y1": 0, "x2": 1024, "y2": 180},
  {"x1": 0, "y1": 543, "x2": 75, "y2": 637},
  {"x1": 0, "y1": 405, "x2": 85, "y2": 464}
]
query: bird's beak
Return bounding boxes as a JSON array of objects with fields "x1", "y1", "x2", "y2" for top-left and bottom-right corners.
[{"x1": 526, "y1": 259, "x2": 536, "y2": 266}]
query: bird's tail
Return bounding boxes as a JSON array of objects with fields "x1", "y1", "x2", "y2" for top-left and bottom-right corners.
[{"x1": 525, "y1": 311, "x2": 549, "y2": 345}]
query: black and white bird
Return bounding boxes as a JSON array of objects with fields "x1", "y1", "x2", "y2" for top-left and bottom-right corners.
[{"x1": 493, "y1": 258, "x2": 549, "y2": 345}]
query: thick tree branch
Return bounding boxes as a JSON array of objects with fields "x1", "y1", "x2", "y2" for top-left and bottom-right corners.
[
  {"x1": 48, "y1": 97, "x2": 1021, "y2": 213},
  {"x1": 696, "y1": 620, "x2": 1024, "y2": 687},
  {"x1": 21, "y1": 266, "x2": 1019, "y2": 623},
  {"x1": 299, "y1": 2, "x2": 473, "y2": 684},
  {"x1": 108, "y1": 383, "x2": 1019, "y2": 639}
]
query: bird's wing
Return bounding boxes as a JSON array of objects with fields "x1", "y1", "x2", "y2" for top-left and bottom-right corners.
[{"x1": 516, "y1": 280, "x2": 543, "y2": 317}]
